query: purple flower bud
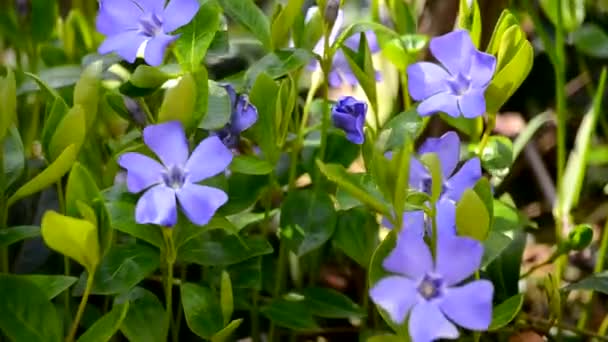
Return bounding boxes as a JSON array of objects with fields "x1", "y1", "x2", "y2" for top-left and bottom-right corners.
[
  {"x1": 214, "y1": 84, "x2": 258, "y2": 148},
  {"x1": 331, "y1": 96, "x2": 367, "y2": 144}
]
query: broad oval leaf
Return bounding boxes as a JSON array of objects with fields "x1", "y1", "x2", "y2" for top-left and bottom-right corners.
[
  {"x1": 20, "y1": 274, "x2": 78, "y2": 299},
  {"x1": 218, "y1": 0, "x2": 271, "y2": 49},
  {"x1": 76, "y1": 302, "x2": 130, "y2": 342},
  {"x1": 181, "y1": 283, "x2": 224, "y2": 339},
  {"x1": 119, "y1": 288, "x2": 165, "y2": 342},
  {"x1": 0, "y1": 225, "x2": 40, "y2": 247},
  {"x1": 48, "y1": 105, "x2": 86, "y2": 161},
  {"x1": 175, "y1": 1, "x2": 221, "y2": 71},
  {"x1": 456, "y1": 188, "x2": 490, "y2": 241},
  {"x1": 488, "y1": 294, "x2": 524, "y2": 330},
  {"x1": 230, "y1": 155, "x2": 274, "y2": 175}
]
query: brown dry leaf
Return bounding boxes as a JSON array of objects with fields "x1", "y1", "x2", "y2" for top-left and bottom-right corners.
[{"x1": 509, "y1": 330, "x2": 545, "y2": 342}]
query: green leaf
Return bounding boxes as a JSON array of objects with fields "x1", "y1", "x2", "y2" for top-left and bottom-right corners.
[
  {"x1": 486, "y1": 231, "x2": 526, "y2": 302},
  {"x1": 561, "y1": 69, "x2": 607, "y2": 214},
  {"x1": 270, "y1": 0, "x2": 305, "y2": 48},
  {"x1": 211, "y1": 319, "x2": 243, "y2": 342},
  {"x1": 0, "y1": 225, "x2": 40, "y2": 247},
  {"x1": 220, "y1": 271, "x2": 234, "y2": 325},
  {"x1": 333, "y1": 208, "x2": 379, "y2": 268},
  {"x1": 260, "y1": 296, "x2": 318, "y2": 330},
  {"x1": 129, "y1": 65, "x2": 170, "y2": 89},
  {"x1": 175, "y1": 1, "x2": 222, "y2": 71},
  {"x1": 456, "y1": 0, "x2": 482, "y2": 47},
  {"x1": 381, "y1": 34, "x2": 428, "y2": 71},
  {"x1": 77, "y1": 302, "x2": 130, "y2": 342},
  {"x1": 41, "y1": 210, "x2": 100, "y2": 272},
  {"x1": 511, "y1": 112, "x2": 552, "y2": 161},
  {"x1": 330, "y1": 22, "x2": 399, "y2": 57},
  {"x1": 564, "y1": 271, "x2": 608, "y2": 294},
  {"x1": 439, "y1": 113, "x2": 478, "y2": 138},
  {"x1": 481, "y1": 231, "x2": 512, "y2": 268},
  {"x1": 41, "y1": 97, "x2": 70, "y2": 152},
  {"x1": 179, "y1": 230, "x2": 273, "y2": 266},
  {"x1": 3, "y1": 125, "x2": 26, "y2": 192},
  {"x1": 301, "y1": 287, "x2": 365, "y2": 319},
  {"x1": 420, "y1": 153, "x2": 442, "y2": 203},
  {"x1": 230, "y1": 155, "x2": 274, "y2": 175},
  {"x1": 493, "y1": 197, "x2": 534, "y2": 232},
  {"x1": 317, "y1": 161, "x2": 391, "y2": 216},
  {"x1": 386, "y1": 0, "x2": 416, "y2": 34},
  {"x1": 249, "y1": 73, "x2": 279, "y2": 163},
  {"x1": 342, "y1": 33, "x2": 377, "y2": 111},
  {"x1": 8, "y1": 144, "x2": 77, "y2": 206},
  {"x1": 280, "y1": 188, "x2": 337, "y2": 256},
  {"x1": 218, "y1": 0, "x2": 271, "y2": 49},
  {"x1": 480, "y1": 136, "x2": 513, "y2": 175},
  {"x1": 489, "y1": 294, "x2": 524, "y2": 330},
  {"x1": 105, "y1": 199, "x2": 164, "y2": 248},
  {"x1": 244, "y1": 49, "x2": 314, "y2": 87},
  {"x1": 0, "y1": 69, "x2": 16, "y2": 140},
  {"x1": 21, "y1": 275, "x2": 78, "y2": 299},
  {"x1": 20, "y1": 67, "x2": 79, "y2": 96},
  {"x1": 366, "y1": 334, "x2": 404, "y2": 342},
  {"x1": 48, "y1": 105, "x2": 86, "y2": 162},
  {"x1": 158, "y1": 74, "x2": 196, "y2": 129},
  {"x1": 0, "y1": 274, "x2": 62, "y2": 342},
  {"x1": 119, "y1": 288, "x2": 165, "y2": 342},
  {"x1": 73, "y1": 61, "x2": 102, "y2": 131},
  {"x1": 382, "y1": 110, "x2": 423, "y2": 151},
  {"x1": 456, "y1": 188, "x2": 490, "y2": 240},
  {"x1": 181, "y1": 283, "x2": 224, "y2": 339},
  {"x1": 31, "y1": 0, "x2": 58, "y2": 43},
  {"x1": 200, "y1": 79, "x2": 230, "y2": 130},
  {"x1": 73, "y1": 243, "x2": 160, "y2": 296},
  {"x1": 540, "y1": 0, "x2": 585, "y2": 32},
  {"x1": 572, "y1": 24, "x2": 608, "y2": 58}
]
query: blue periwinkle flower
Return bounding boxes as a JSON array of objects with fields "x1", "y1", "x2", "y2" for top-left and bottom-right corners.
[
  {"x1": 407, "y1": 30, "x2": 496, "y2": 118},
  {"x1": 370, "y1": 230, "x2": 493, "y2": 342},
  {"x1": 118, "y1": 121, "x2": 233, "y2": 227},
  {"x1": 213, "y1": 84, "x2": 259, "y2": 148},
  {"x1": 410, "y1": 131, "x2": 481, "y2": 202},
  {"x1": 96, "y1": 0, "x2": 200, "y2": 66},
  {"x1": 331, "y1": 96, "x2": 367, "y2": 144}
]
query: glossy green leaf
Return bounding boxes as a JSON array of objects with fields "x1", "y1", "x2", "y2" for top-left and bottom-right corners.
[
  {"x1": 486, "y1": 231, "x2": 526, "y2": 302},
  {"x1": 73, "y1": 243, "x2": 160, "y2": 296},
  {"x1": 0, "y1": 225, "x2": 40, "y2": 247},
  {"x1": 381, "y1": 34, "x2": 428, "y2": 70},
  {"x1": 41, "y1": 210, "x2": 99, "y2": 272},
  {"x1": 493, "y1": 197, "x2": 535, "y2": 232},
  {"x1": 220, "y1": 271, "x2": 233, "y2": 325},
  {"x1": 260, "y1": 296, "x2": 318, "y2": 330},
  {"x1": 21, "y1": 275, "x2": 78, "y2": 299},
  {"x1": 489, "y1": 294, "x2": 524, "y2": 330},
  {"x1": 481, "y1": 136, "x2": 513, "y2": 175},
  {"x1": 230, "y1": 155, "x2": 274, "y2": 175},
  {"x1": 200, "y1": 79, "x2": 230, "y2": 130},
  {"x1": 270, "y1": 0, "x2": 305, "y2": 48},
  {"x1": 456, "y1": 0, "x2": 482, "y2": 47},
  {"x1": 280, "y1": 188, "x2": 337, "y2": 256},
  {"x1": 0, "y1": 69, "x2": 16, "y2": 140},
  {"x1": 210, "y1": 319, "x2": 243, "y2": 342},
  {"x1": 8, "y1": 144, "x2": 78, "y2": 207},
  {"x1": 572, "y1": 23, "x2": 608, "y2": 58},
  {"x1": 342, "y1": 33, "x2": 378, "y2": 110},
  {"x1": 20, "y1": 68, "x2": 78, "y2": 96},
  {"x1": 382, "y1": 110, "x2": 423, "y2": 151},
  {"x1": 175, "y1": 1, "x2": 221, "y2": 71},
  {"x1": 330, "y1": 22, "x2": 399, "y2": 57},
  {"x1": 218, "y1": 0, "x2": 271, "y2": 49},
  {"x1": 301, "y1": 287, "x2": 365, "y2": 319},
  {"x1": 77, "y1": 302, "x2": 130, "y2": 342},
  {"x1": 158, "y1": 74, "x2": 196, "y2": 128},
  {"x1": 420, "y1": 153, "x2": 442, "y2": 204},
  {"x1": 387, "y1": 0, "x2": 416, "y2": 34},
  {"x1": 317, "y1": 161, "x2": 391, "y2": 216},
  {"x1": 41, "y1": 97, "x2": 70, "y2": 152},
  {"x1": 564, "y1": 271, "x2": 608, "y2": 294},
  {"x1": 245, "y1": 49, "x2": 314, "y2": 87},
  {"x1": 481, "y1": 231, "x2": 512, "y2": 268},
  {"x1": 179, "y1": 230, "x2": 273, "y2": 266},
  {"x1": 456, "y1": 188, "x2": 490, "y2": 240},
  {"x1": 3, "y1": 125, "x2": 26, "y2": 192},
  {"x1": 181, "y1": 283, "x2": 224, "y2": 339},
  {"x1": 439, "y1": 113, "x2": 478, "y2": 138},
  {"x1": 31, "y1": 0, "x2": 58, "y2": 42},
  {"x1": 73, "y1": 61, "x2": 102, "y2": 130},
  {"x1": 119, "y1": 288, "x2": 165, "y2": 342},
  {"x1": 333, "y1": 208, "x2": 379, "y2": 268},
  {"x1": 540, "y1": 0, "x2": 584, "y2": 32},
  {"x1": 249, "y1": 73, "x2": 279, "y2": 163},
  {"x1": 129, "y1": 65, "x2": 170, "y2": 89},
  {"x1": 105, "y1": 199, "x2": 163, "y2": 248},
  {"x1": 0, "y1": 274, "x2": 62, "y2": 342},
  {"x1": 48, "y1": 105, "x2": 86, "y2": 161}
]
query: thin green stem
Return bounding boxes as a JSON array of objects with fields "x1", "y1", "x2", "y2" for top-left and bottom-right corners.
[
  {"x1": 173, "y1": 266, "x2": 187, "y2": 341},
  {"x1": 477, "y1": 113, "x2": 496, "y2": 156},
  {"x1": 251, "y1": 289, "x2": 261, "y2": 342},
  {"x1": 400, "y1": 69, "x2": 411, "y2": 111},
  {"x1": 66, "y1": 269, "x2": 96, "y2": 342},
  {"x1": 137, "y1": 98, "x2": 155, "y2": 124},
  {"x1": 162, "y1": 228, "x2": 176, "y2": 342},
  {"x1": 268, "y1": 243, "x2": 288, "y2": 342},
  {"x1": 0, "y1": 139, "x2": 8, "y2": 273}
]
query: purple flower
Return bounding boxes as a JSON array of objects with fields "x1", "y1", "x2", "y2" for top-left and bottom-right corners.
[
  {"x1": 407, "y1": 30, "x2": 496, "y2": 118},
  {"x1": 96, "y1": 0, "x2": 200, "y2": 66},
  {"x1": 383, "y1": 199, "x2": 456, "y2": 237},
  {"x1": 370, "y1": 230, "x2": 493, "y2": 342},
  {"x1": 331, "y1": 96, "x2": 367, "y2": 144},
  {"x1": 213, "y1": 84, "x2": 258, "y2": 148},
  {"x1": 118, "y1": 121, "x2": 232, "y2": 227},
  {"x1": 409, "y1": 131, "x2": 481, "y2": 202}
]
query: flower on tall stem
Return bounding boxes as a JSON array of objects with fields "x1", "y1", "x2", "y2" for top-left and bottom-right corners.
[
  {"x1": 118, "y1": 121, "x2": 232, "y2": 227},
  {"x1": 407, "y1": 30, "x2": 496, "y2": 118},
  {"x1": 96, "y1": 0, "x2": 200, "y2": 66}
]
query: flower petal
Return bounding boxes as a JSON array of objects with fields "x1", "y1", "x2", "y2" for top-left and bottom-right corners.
[
  {"x1": 161, "y1": 0, "x2": 200, "y2": 32},
  {"x1": 118, "y1": 152, "x2": 164, "y2": 193},
  {"x1": 98, "y1": 31, "x2": 147, "y2": 63},
  {"x1": 369, "y1": 276, "x2": 419, "y2": 324},
  {"x1": 429, "y1": 29, "x2": 475, "y2": 76},
  {"x1": 444, "y1": 157, "x2": 482, "y2": 202},
  {"x1": 135, "y1": 185, "x2": 177, "y2": 226},
  {"x1": 135, "y1": 0, "x2": 165, "y2": 13},
  {"x1": 436, "y1": 234, "x2": 483, "y2": 286},
  {"x1": 408, "y1": 158, "x2": 430, "y2": 192},
  {"x1": 407, "y1": 62, "x2": 450, "y2": 101},
  {"x1": 384, "y1": 229, "x2": 433, "y2": 279},
  {"x1": 418, "y1": 131, "x2": 460, "y2": 177},
  {"x1": 458, "y1": 89, "x2": 486, "y2": 118},
  {"x1": 97, "y1": 0, "x2": 142, "y2": 34},
  {"x1": 143, "y1": 121, "x2": 190, "y2": 167},
  {"x1": 185, "y1": 136, "x2": 233, "y2": 182},
  {"x1": 232, "y1": 95, "x2": 258, "y2": 133},
  {"x1": 402, "y1": 210, "x2": 426, "y2": 236},
  {"x1": 144, "y1": 33, "x2": 178, "y2": 66},
  {"x1": 409, "y1": 301, "x2": 459, "y2": 342},
  {"x1": 417, "y1": 92, "x2": 460, "y2": 117},
  {"x1": 435, "y1": 199, "x2": 456, "y2": 236},
  {"x1": 470, "y1": 50, "x2": 496, "y2": 88},
  {"x1": 440, "y1": 280, "x2": 494, "y2": 330},
  {"x1": 176, "y1": 184, "x2": 228, "y2": 226}
]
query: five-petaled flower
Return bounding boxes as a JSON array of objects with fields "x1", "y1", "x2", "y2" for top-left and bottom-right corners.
[
  {"x1": 370, "y1": 230, "x2": 493, "y2": 342},
  {"x1": 407, "y1": 29, "x2": 496, "y2": 118},
  {"x1": 331, "y1": 96, "x2": 367, "y2": 144},
  {"x1": 118, "y1": 121, "x2": 232, "y2": 227},
  {"x1": 409, "y1": 131, "x2": 481, "y2": 202},
  {"x1": 96, "y1": 0, "x2": 200, "y2": 66},
  {"x1": 213, "y1": 84, "x2": 258, "y2": 148}
]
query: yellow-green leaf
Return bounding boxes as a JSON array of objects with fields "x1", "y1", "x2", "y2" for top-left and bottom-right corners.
[
  {"x1": 158, "y1": 74, "x2": 196, "y2": 129},
  {"x1": 73, "y1": 61, "x2": 102, "y2": 130},
  {"x1": 48, "y1": 105, "x2": 86, "y2": 161},
  {"x1": 0, "y1": 69, "x2": 17, "y2": 140},
  {"x1": 456, "y1": 188, "x2": 490, "y2": 240}
]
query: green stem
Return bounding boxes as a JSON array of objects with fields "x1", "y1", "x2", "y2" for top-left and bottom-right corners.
[
  {"x1": 137, "y1": 98, "x2": 155, "y2": 124},
  {"x1": 66, "y1": 269, "x2": 96, "y2": 342},
  {"x1": 0, "y1": 136, "x2": 8, "y2": 272},
  {"x1": 162, "y1": 227, "x2": 176, "y2": 342},
  {"x1": 400, "y1": 69, "x2": 411, "y2": 111},
  {"x1": 173, "y1": 266, "x2": 187, "y2": 342},
  {"x1": 477, "y1": 113, "x2": 496, "y2": 156},
  {"x1": 251, "y1": 289, "x2": 261, "y2": 342},
  {"x1": 268, "y1": 243, "x2": 288, "y2": 342}
]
